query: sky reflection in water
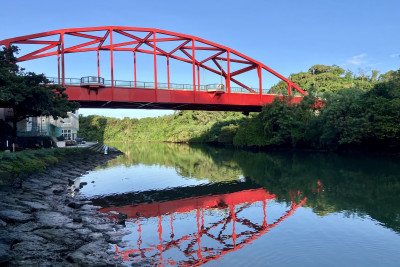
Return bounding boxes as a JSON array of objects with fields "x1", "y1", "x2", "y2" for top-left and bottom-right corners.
[{"x1": 79, "y1": 143, "x2": 400, "y2": 266}]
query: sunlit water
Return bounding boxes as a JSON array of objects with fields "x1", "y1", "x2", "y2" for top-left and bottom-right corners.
[{"x1": 79, "y1": 143, "x2": 400, "y2": 266}]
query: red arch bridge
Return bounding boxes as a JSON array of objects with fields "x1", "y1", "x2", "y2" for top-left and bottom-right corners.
[{"x1": 0, "y1": 26, "x2": 306, "y2": 112}]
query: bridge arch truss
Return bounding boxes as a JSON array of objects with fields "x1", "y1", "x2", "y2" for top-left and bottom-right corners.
[{"x1": 0, "y1": 26, "x2": 306, "y2": 96}]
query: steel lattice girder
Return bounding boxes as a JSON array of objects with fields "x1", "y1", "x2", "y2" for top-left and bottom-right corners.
[{"x1": 0, "y1": 26, "x2": 307, "y2": 96}]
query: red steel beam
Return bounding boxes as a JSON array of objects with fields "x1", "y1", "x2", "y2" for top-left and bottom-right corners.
[
  {"x1": 182, "y1": 46, "x2": 222, "y2": 51},
  {"x1": 214, "y1": 57, "x2": 253, "y2": 65},
  {"x1": 230, "y1": 65, "x2": 257, "y2": 77},
  {"x1": 0, "y1": 26, "x2": 306, "y2": 95},
  {"x1": 168, "y1": 39, "x2": 190, "y2": 55},
  {"x1": 66, "y1": 32, "x2": 103, "y2": 40},
  {"x1": 17, "y1": 40, "x2": 59, "y2": 45},
  {"x1": 199, "y1": 51, "x2": 225, "y2": 64}
]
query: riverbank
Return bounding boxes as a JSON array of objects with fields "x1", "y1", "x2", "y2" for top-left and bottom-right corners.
[{"x1": 0, "y1": 147, "x2": 129, "y2": 266}]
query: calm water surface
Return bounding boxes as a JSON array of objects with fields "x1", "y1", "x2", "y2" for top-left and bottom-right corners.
[{"x1": 79, "y1": 143, "x2": 400, "y2": 266}]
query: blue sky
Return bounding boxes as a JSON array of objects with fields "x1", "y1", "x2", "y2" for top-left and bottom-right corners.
[{"x1": 1, "y1": 0, "x2": 399, "y2": 118}]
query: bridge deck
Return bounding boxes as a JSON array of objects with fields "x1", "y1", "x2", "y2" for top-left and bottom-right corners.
[{"x1": 60, "y1": 79, "x2": 303, "y2": 112}]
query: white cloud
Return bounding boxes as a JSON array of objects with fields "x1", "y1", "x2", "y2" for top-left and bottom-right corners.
[
  {"x1": 345, "y1": 53, "x2": 367, "y2": 66},
  {"x1": 390, "y1": 53, "x2": 400, "y2": 58}
]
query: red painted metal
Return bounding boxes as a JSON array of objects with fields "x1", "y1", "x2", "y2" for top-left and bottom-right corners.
[
  {"x1": 133, "y1": 51, "x2": 137, "y2": 87},
  {"x1": 0, "y1": 26, "x2": 308, "y2": 111}
]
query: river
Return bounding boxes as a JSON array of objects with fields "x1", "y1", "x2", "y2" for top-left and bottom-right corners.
[{"x1": 78, "y1": 143, "x2": 400, "y2": 266}]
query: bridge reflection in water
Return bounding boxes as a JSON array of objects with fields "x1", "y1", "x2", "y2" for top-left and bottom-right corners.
[{"x1": 98, "y1": 183, "x2": 314, "y2": 266}]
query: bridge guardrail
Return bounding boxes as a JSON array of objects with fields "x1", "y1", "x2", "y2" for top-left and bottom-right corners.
[{"x1": 47, "y1": 77, "x2": 286, "y2": 95}]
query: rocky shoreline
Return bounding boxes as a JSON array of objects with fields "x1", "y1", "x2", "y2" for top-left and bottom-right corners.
[{"x1": 0, "y1": 149, "x2": 129, "y2": 266}]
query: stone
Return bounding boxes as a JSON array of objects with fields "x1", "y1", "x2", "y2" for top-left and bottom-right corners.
[
  {"x1": 104, "y1": 231, "x2": 124, "y2": 244},
  {"x1": 35, "y1": 211, "x2": 72, "y2": 228},
  {"x1": 34, "y1": 228, "x2": 82, "y2": 248},
  {"x1": 0, "y1": 209, "x2": 33, "y2": 223},
  {"x1": 14, "y1": 221, "x2": 38, "y2": 232},
  {"x1": 87, "y1": 223, "x2": 113, "y2": 233},
  {"x1": 64, "y1": 222, "x2": 83, "y2": 230},
  {"x1": 117, "y1": 212, "x2": 128, "y2": 220},
  {"x1": 20, "y1": 200, "x2": 50, "y2": 211},
  {"x1": 88, "y1": 232, "x2": 103, "y2": 241},
  {"x1": 80, "y1": 204, "x2": 101, "y2": 211},
  {"x1": 72, "y1": 215, "x2": 82, "y2": 223},
  {"x1": 0, "y1": 243, "x2": 10, "y2": 264},
  {"x1": 67, "y1": 202, "x2": 83, "y2": 209}
]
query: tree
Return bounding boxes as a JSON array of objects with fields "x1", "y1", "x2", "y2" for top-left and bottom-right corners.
[
  {"x1": 370, "y1": 70, "x2": 380, "y2": 82},
  {"x1": 0, "y1": 45, "x2": 80, "y2": 144}
]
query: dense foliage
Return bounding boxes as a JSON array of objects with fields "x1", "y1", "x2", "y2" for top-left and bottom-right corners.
[
  {"x1": 269, "y1": 64, "x2": 390, "y2": 94},
  {"x1": 0, "y1": 148, "x2": 92, "y2": 185},
  {"x1": 79, "y1": 65, "x2": 400, "y2": 152},
  {"x1": 78, "y1": 111, "x2": 246, "y2": 144},
  {"x1": 0, "y1": 46, "x2": 80, "y2": 140}
]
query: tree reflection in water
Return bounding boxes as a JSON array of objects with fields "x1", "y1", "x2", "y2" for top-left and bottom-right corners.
[{"x1": 92, "y1": 142, "x2": 400, "y2": 265}]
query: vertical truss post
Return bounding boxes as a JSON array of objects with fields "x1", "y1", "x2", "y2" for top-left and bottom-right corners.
[
  {"x1": 287, "y1": 82, "x2": 292, "y2": 96},
  {"x1": 258, "y1": 66, "x2": 262, "y2": 96},
  {"x1": 110, "y1": 29, "x2": 114, "y2": 88},
  {"x1": 133, "y1": 51, "x2": 137, "y2": 87},
  {"x1": 61, "y1": 33, "x2": 65, "y2": 87},
  {"x1": 57, "y1": 52, "x2": 60, "y2": 84},
  {"x1": 97, "y1": 49, "x2": 100, "y2": 82},
  {"x1": 197, "y1": 64, "x2": 200, "y2": 91},
  {"x1": 226, "y1": 50, "x2": 231, "y2": 93},
  {"x1": 192, "y1": 39, "x2": 196, "y2": 91},
  {"x1": 153, "y1": 32, "x2": 158, "y2": 91},
  {"x1": 167, "y1": 55, "x2": 170, "y2": 89}
]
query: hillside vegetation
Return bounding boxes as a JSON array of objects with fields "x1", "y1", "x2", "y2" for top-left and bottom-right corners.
[{"x1": 79, "y1": 66, "x2": 400, "y2": 152}]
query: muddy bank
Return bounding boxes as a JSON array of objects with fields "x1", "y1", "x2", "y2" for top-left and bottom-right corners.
[{"x1": 0, "y1": 148, "x2": 129, "y2": 266}]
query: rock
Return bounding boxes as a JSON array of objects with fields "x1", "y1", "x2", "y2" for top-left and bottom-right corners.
[
  {"x1": 53, "y1": 189, "x2": 64, "y2": 194},
  {"x1": 72, "y1": 215, "x2": 82, "y2": 223},
  {"x1": 0, "y1": 243, "x2": 10, "y2": 264},
  {"x1": 104, "y1": 230, "x2": 129, "y2": 244},
  {"x1": 87, "y1": 223, "x2": 114, "y2": 233},
  {"x1": 14, "y1": 221, "x2": 38, "y2": 232},
  {"x1": 20, "y1": 200, "x2": 50, "y2": 211},
  {"x1": 67, "y1": 250, "x2": 85, "y2": 265},
  {"x1": 117, "y1": 212, "x2": 128, "y2": 220},
  {"x1": 80, "y1": 204, "x2": 100, "y2": 211},
  {"x1": 79, "y1": 182, "x2": 87, "y2": 189},
  {"x1": 0, "y1": 209, "x2": 33, "y2": 224},
  {"x1": 35, "y1": 211, "x2": 72, "y2": 228},
  {"x1": 67, "y1": 202, "x2": 83, "y2": 209},
  {"x1": 0, "y1": 220, "x2": 6, "y2": 228},
  {"x1": 64, "y1": 222, "x2": 83, "y2": 230},
  {"x1": 88, "y1": 232, "x2": 103, "y2": 241},
  {"x1": 75, "y1": 228, "x2": 91, "y2": 235},
  {"x1": 34, "y1": 228, "x2": 82, "y2": 248},
  {"x1": 12, "y1": 240, "x2": 69, "y2": 261},
  {"x1": 91, "y1": 181, "x2": 95, "y2": 183}
]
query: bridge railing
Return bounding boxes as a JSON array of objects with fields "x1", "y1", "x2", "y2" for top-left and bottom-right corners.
[{"x1": 47, "y1": 77, "x2": 288, "y2": 95}]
